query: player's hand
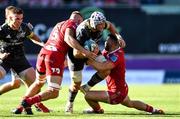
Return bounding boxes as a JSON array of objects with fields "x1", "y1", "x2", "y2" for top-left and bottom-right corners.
[
  {"x1": 0, "y1": 53, "x2": 10, "y2": 60},
  {"x1": 92, "y1": 45, "x2": 99, "y2": 55},
  {"x1": 84, "y1": 50, "x2": 97, "y2": 60}
]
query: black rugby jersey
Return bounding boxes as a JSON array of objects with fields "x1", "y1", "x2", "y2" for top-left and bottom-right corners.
[
  {"x1": 0, "y1": 22, "x2": 32, "y2": 56},
  {"x1": 76, "y1": 19, "x2": 108, "y2": 45}
]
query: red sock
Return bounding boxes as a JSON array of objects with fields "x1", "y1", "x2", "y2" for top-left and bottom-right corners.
[
  {"x1": 146, "y1": 104, "x2": 153, "y2": 113},
  {"x1": 93, "y1": 104, "x2": 101, "y2": 112},
  {"x1": 17, "y1": 105, "x2": 23, "y2": 112},
  {"x1": 26, "y1": 95, "x2": 42, "y2": 105}
]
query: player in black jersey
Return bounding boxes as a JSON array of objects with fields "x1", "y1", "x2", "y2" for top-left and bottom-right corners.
[
  {"x1": 0, "y1": 6, "x2": 50, "y2": 114},
  {"x1": 65, "y1": 11, "x2": 126, "y2": 113}
]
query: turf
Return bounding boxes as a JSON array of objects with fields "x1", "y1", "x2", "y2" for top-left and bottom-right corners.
[{"x1": 0, "y1": 84, "x2": 179, "y2": 119}]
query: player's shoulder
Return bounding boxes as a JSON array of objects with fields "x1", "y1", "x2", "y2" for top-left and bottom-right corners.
[
  {"x1": 0, "y1": 23, "x2": 9, "y2": 34},
  {"x1": 109, "y1": 49, "x2": 122, "y2": 62},
  {"x1": 78, "y1": 19, "x2": 89, "y2": 29},
  {"x1": 77, "y1": 19, "x2": 90, "y2": 34},
  {"x1": 21, "y1": 22, "x2": 33, "y2": 31},
  {"x1": 65, "y1": 19, "x2": 79, "y2": 29},
  {"x1": 0, "y1": 23, "x2": 8, "y2": 30}
]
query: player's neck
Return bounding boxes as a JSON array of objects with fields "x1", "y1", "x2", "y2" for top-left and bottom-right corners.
[{"x1": 109, "y1": 46, "x2": 120, "y2": 53}]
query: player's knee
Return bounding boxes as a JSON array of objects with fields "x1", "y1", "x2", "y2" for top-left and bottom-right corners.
[
  {"x1": 124, "y1": 101, "x2": 134, "y2": 108},
  {"x1": 35, "y1": 76, "x2": 46, "y2": 86},
  {"x1": 11, "y1": 79, "x2": 21, "y2": 89},
  {"x1": 47, "y1": 88, "x2": 59, "y2": 99},
  {"x1": 71, "y1": 82, "x2": 81, "y2": 91},
  {"x1": 70, "y1": 70, "x2": 82, "y2": 83}
]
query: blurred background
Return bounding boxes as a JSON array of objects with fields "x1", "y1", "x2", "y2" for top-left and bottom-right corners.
[{"x1": 0, "y1": 0, "x2": 180, "y2": 85}]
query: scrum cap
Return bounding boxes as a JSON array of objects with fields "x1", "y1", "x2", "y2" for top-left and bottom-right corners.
[{"x1": 90, "y1": 11, "x2": 106, "y2": 29}]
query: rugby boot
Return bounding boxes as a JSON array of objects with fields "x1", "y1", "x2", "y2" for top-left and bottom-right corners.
[
  {"x1": 83, "y1": 108, "x2": 104, "y2": 114},
  {"x1": 21, "y1": 99, "x2": 33, "y2": 115},
  {"x1": 11, "y1": 106, "x2": 23, "y2": 114},
  {"x1": 152, "y1": 109, "x2": 165, "y2": 115},
  {"x1": 65, "y1": 102, "x2": 73, "y2": 114}
]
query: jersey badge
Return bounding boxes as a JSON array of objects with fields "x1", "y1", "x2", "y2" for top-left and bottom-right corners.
[
  {"x1": 6, "y1": 35, "x2": 11, "y2": 38},
  {"x1": 110, "y1": 55, "x2": 118, "y2": 62}
]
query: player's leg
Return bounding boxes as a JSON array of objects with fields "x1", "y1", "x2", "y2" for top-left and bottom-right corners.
[
  {"x1": 83, "y1": 91, "x2": 108, "y2": 114},
  {"x1": 65, "y1": 70, "x2": 82, "y2": 113},
  {"x1": 65, "y1": 48, "x2": 84, "y2": 113},
  {"x1": 0, "y1": 69, "x2": 21, "y2": 95},
  {"x1": 0, "y1": 64, "x2": 10, "y2": 95},
  {"x1": 21, "y1": 52, "x2": 64, "y2": 115},
  {"x1": 80, "y1": 70, "x2": 110, "y2": 94},
  {"x1": 21, "y1": 75, "x2": 62, "y2": 114},
  {"x1": 13, "y1": 53, "x2": 47, "y2": 114},
  {"x1": 19, "y1": 67, "x2": 35, "y2": 87},
  {"x1": 121, "y1": 95, "x2": 165, "y2": 114},
  {"x1": 12, "y1": 69, "x2": 47, "y2": 114}
]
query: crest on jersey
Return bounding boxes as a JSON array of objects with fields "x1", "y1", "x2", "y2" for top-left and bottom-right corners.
[
  {"x1": 6, "y1": 35, "x2": 11, "y2": 38},
  {"x1": 16, "y1": 32, "x2": 25, "y2": 39},
  {"x1": 110, "y1": 55, "x2": 118, "y2": 62}
]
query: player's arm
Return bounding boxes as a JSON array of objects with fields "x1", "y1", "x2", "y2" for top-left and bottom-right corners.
[
  {"x1": 28, "y1": 32, "x2": 44, "y2": 47},
  {"x1": 0, "y1": 52, "x2": 10, "y2": 60},
  {"x1": 25, "y1": 23, "x2": 44, "y2": 47},
  {"x1": 0, "y1": 27, "x2": 10, "y2": 60},
  {"x1": 106, "y1": 21, "x2": 126, "y2": 48},
  {"x1": 64, "y1": 28, "x2": 96, "y2": 59},
  {"x1": 87, "y1": 59, "x2": 115, "y2": 71}
]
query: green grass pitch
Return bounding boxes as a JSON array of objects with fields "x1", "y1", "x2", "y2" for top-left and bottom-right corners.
[{"x1": 0, "y1": 84, "x2": 179, "y2": 119}]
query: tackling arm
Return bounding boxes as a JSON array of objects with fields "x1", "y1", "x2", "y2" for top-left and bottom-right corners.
[
  {"x1": 64, "y1": 28, "x2": 96, "y2": 59},
  {"x1": 107, "y1": 21, "x2": 126, "y2": 48},
  {"x1": 87, "y1": 59, "x2": 115, "y2": 71}
]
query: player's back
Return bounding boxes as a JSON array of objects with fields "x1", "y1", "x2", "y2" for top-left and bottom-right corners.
[{"x1": 45, "y1": 19, "x2": 77, "y2": 54}]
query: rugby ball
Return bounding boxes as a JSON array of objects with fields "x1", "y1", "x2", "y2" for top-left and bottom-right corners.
[{"x1": 84, "y1": 39, "x2": 97, "y2": 52}]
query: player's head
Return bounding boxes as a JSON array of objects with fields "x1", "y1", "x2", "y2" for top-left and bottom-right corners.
[
  {"x1": 70, "y1": 11, "x2": 84, "y2": 25},
  {"x1": 90, "y1": 11, "x2": 106, "y2": 31},
  {"x1": 5, "y1": 5, "x2": 16, "y2": 23},
  {"x1": 8, "y1": 7, "x2": 24, "y2": 30},
  {"x1": 105, "y1": 34, "x2": 119, "y2": 51}
]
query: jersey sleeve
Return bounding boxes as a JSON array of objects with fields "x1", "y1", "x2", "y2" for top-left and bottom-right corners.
[
  {"x1": 0, "y1": 25, "x2": 6, "y2": 39},
  {"x1": 109, "y1": 54, "x2": 120, "y2": 67},
  {"x1": 66, "y1": 21, "x2": 77, "y2": 32},
  {"x1": 23, "y1": 23, "x2": 33, "y2": 37},
  {"x1": 0, "y1": 26, "x2": 3, "y2": 39}
]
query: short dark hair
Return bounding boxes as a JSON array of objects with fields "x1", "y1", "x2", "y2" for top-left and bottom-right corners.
[
  {"x1": 107, "y1": 34, "x2": 118, "y2": 43},
  {"x1": 12, "y1": 7, "x2": 24, "y2": 15}
]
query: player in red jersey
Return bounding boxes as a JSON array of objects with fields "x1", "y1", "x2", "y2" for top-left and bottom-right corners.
[
  {"x1": 18, "y1": 11, "x2": 95, "y2": 115},
  {"x1": 81, "y1": 34, "x2": 165, "y2": 114}
]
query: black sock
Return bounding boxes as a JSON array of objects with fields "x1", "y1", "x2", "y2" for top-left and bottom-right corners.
[
  {"x1": 68, "y1": 89, "x2": 78, "y2": 102},
  {"x1": 87, "y1": 72, "x2": 104, "y2": 87}
]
